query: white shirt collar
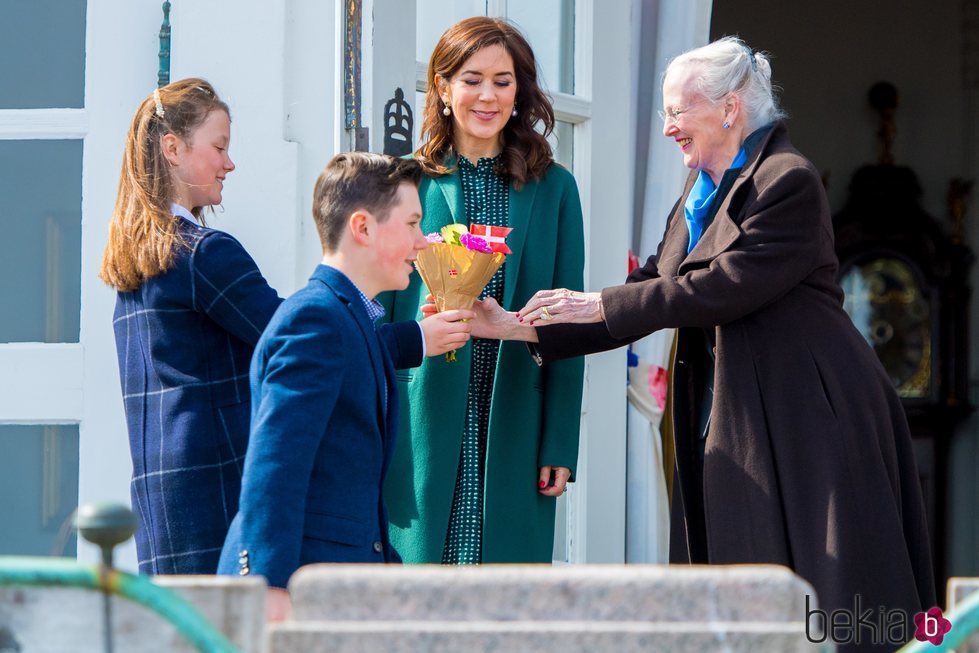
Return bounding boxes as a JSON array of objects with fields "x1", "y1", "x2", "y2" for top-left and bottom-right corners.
[{"x1": 170, "y1": 203, "x2": 197, "y2": 223}]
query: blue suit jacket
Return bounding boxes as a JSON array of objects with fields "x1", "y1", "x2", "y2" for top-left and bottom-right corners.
[{"x1": 218, "y1": 265, "x2": 413, "y2": 588}]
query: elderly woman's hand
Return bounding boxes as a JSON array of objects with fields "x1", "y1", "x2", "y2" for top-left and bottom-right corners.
[{"x1": 517, "y1": 289, "x2": 604, "y2": 325}]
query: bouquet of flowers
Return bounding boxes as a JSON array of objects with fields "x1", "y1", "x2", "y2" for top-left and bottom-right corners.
[{"x1": 415, "y1": 223, "x2": 512, "y2": 361}]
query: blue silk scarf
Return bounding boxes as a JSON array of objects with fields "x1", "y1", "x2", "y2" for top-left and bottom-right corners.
[{"x1": 683, "y1": 146, "x2": 748, "y2": 254}]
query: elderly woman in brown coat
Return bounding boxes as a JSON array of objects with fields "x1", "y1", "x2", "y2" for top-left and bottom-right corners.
[{"x1": 470, "y1": 37, "x2": 936, "y2": 650}]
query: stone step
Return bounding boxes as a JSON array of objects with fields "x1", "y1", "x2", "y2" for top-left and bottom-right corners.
[
  {"x1": 269, "y1": 620, "x2": 829, "y2": 653},
  {"x1": 0, "y1": 576, "x2": 265, "y2": 653},
  {"x1": 289, "y1": 563, "x2": 816, "y2": 624}
]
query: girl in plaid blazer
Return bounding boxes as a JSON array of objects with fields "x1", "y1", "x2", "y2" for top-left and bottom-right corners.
[{"x1": 99, "y1": 78, "x2": 277, "y2": 574}]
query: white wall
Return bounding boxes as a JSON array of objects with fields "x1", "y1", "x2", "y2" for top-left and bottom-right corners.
[{"x1": 170, "y1": 3, "x2": 298, "y2": 294}]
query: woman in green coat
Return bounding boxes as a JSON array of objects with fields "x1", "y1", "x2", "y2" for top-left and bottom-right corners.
[{"x1": 379, "y1": 16, "x2": 585, "y2": 564}]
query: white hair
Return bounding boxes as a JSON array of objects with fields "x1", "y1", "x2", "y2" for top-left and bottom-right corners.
[{"x1": 666, "y1": 36, "x2": 786, "y2": 130}]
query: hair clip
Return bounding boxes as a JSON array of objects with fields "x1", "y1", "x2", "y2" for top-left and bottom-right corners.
[
  {"x1": 748, "y1": 48, "x2": 758, "y2": 73},
  {"x1": 153, "y1": 88, "x2": 165, "y2": 118}
]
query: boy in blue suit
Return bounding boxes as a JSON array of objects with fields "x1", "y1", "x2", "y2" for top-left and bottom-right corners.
[{"x1": 218, "y1": 153, "x2": 472, "y2": 619}]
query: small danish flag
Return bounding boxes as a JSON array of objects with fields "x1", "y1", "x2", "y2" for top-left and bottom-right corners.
[{"x1": 469, "y1": 223, "x2": 513, "y2": 254}]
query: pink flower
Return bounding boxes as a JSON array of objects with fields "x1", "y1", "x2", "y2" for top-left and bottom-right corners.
[
  {"x1": 649, "y1": 365, "x2": 668, "y2": 412},
  {"x1": 460, "y1": 233, "x2": 492, "y2": 253},
  {"x1": 425, "y1": 232, "x2": 444, "y2": 243}
]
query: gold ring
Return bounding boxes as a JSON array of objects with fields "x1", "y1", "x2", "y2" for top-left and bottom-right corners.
[{"x1": 540, "y1": 306, "x2": 553, "y2": 321}]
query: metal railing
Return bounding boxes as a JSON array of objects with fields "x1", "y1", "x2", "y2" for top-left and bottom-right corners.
[
  {"x1": 897, "y1": 589, "x2": 979, "y2": 652},
  {"x1": 0, "y1": 503, "x2": 238, "y2": 653}
]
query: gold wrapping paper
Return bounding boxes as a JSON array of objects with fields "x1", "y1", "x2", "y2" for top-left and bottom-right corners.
[{"x1": 414, "y1": 243, "x2": 505, "y2": 311}]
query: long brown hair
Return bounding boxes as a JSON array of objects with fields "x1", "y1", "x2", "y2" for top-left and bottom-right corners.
[
  {"x1": 99, "y1": 78, "x2": 230, "y2": 292},
  {"x1": 415, "y1": 17, "x2": 554, "y2": 188}
]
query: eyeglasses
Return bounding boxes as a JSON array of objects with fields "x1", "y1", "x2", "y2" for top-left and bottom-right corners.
[{"x1": 658, "y1": 100, "x2": 707, "y2": 124}]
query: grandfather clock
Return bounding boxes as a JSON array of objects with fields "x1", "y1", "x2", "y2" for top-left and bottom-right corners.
[{"x1": 833, "y1": 82, "x2": 974, "y2": 587}]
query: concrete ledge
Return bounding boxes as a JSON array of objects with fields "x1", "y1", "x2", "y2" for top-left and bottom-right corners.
[
  {"x1": 0, "y1": 575, "x2": 265, "y2": 653},
  {"x1": 948, "y1": 577, "x2": 979, "y2": 653},
  {"x1": 289, "y1": 564, "x2": 816, "y2": 624},
  {"x1": 270, "y1": 621, "x2": 829, "y2": 653}
]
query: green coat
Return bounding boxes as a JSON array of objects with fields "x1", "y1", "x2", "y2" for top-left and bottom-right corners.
[{"x1": 379, "y1": 161, "x2": 585, "y2": 563}]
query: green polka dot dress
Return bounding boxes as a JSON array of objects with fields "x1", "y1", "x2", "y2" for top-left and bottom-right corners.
[{"x1": 441, "y1": 154, "x2": 509, "y2": 565}]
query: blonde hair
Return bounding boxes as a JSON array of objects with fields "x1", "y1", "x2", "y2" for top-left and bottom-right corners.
[{"x1": 99, "y1": 78, "x2": 230, "y2": 291}]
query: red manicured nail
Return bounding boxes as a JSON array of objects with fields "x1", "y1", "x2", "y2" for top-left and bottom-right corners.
[{"x1": 539, "y1": 480, "x2": 546, "y2": 488}]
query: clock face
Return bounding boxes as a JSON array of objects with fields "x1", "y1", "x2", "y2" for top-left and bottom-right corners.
[{"x1": 840, "y1": 257, "x2": 932, "y2": 398}]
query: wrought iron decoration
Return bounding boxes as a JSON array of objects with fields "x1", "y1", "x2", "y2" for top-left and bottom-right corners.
[
  {"x1": 158, "y1": 1, "x2": 171, "y2": 88},
  {"x1": 383, "y1": 88, "x2": 413, "y2": 156}
]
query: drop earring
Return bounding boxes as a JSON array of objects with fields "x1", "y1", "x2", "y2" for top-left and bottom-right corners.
[
  {"x1": 442, "y1": 98, "x2": 451, "y2": 117},
  {"x1": 511, "y1": 106, "x2": 518, "y2": 117}
]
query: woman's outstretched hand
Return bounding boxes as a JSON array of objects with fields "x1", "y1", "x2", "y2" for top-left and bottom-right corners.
[
  {"x1": 420, "y1": 295, "x2": 539, "y2": 342},
  {"x1": 471, "y1": 297, "x2": 538, "y2": 342},
  {"x1": 517, "y1": 289, "x2": 604, "y2": 325}
]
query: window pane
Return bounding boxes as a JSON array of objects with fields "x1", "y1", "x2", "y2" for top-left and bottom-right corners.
[
  {"x1": 0, "y1": 425, "x2": 79, "y2": 556},
  {"x1": 548, "y1": 120, "x2": 574, "y2": 170},
  {"x1": 414, "y1": 90, "x2": 428, "y2": 150},
  {"x1": 507, "y1": 0, "x2": 574, "y2": 94},
  {"x1": 416, "y1": 0, "x2": 487, "y2": 65},
  {"x1": 0, "y1": 0, "x2": 86, "y2": 109},
  {"x1": 0, "y1": 140, "x2": 82, "y2": 343}
]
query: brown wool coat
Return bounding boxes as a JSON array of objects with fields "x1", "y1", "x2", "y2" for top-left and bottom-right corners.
[{"x1": 537, "y1": 123, "x2": 936, "y2": 642}]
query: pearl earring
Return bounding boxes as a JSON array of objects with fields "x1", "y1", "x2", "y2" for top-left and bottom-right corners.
[
  {"x1": 511, "y1": 107, "x2": 518, "y2": 117},
  {"x1": 442, "y1": 99, "x2": 451, "y2": 117}
]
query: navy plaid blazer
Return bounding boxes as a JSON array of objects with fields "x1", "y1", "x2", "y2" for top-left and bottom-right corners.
[
  {"x1": 113, "y1": 218, "x2": 281, "y2": 574},
  {"x1": 113, "y1": 218, "x2": 422, "y2": 574}
]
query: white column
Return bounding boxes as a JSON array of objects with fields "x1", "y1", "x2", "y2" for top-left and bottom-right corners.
[{"x1": 565, "y1": 0, "x2": 632, "y2": 563}]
